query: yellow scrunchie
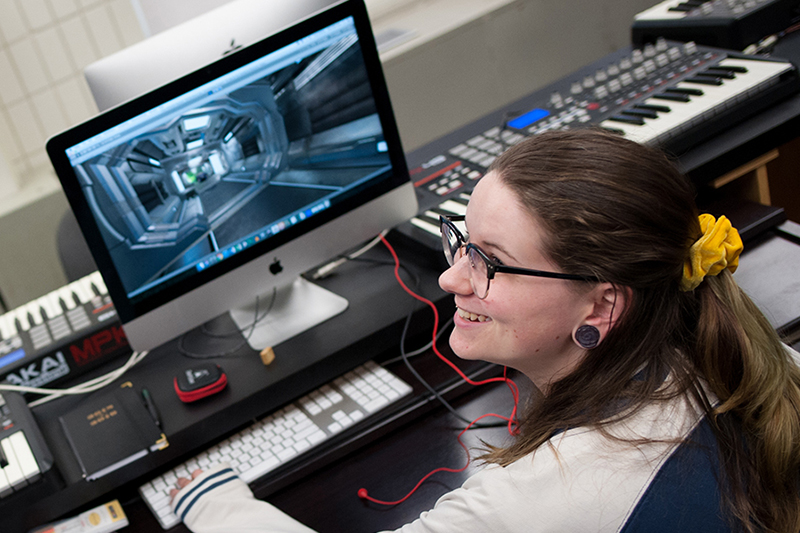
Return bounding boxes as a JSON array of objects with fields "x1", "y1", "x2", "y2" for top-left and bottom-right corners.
[{"x1": 680, "y1": 214, "x2": 743, "y2": 292}]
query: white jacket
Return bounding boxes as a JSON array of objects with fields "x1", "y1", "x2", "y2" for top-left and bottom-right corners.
[{"x1": 171, "y1": 381, "x2": 733, "y2": 532}]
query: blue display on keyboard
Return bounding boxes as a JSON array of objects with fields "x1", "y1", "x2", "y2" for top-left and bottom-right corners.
[
  {"x1": 507, "y1": 108, "x2": 550, "y2": 129},
  {"x1": 0, "y1": 349, "x2": 26, "y2": 369}
]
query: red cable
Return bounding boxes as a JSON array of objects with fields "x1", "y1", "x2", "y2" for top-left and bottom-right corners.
[
  {"x1": 358, "y1": 413, "x2": 511, "y2": 505},
  {"x1": 378, "y1": 235, "x2": 520, "y2": 400},
  {"x1": 357, "y1": 236, "x2": 520, "y2": 505}
]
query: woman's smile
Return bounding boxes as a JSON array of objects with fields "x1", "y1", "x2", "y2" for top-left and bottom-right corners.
[{"x1": 456, "y1": 307, "x2": 491, "y2": 323}]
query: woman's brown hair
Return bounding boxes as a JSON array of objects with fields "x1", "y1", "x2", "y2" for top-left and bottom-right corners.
[{"x1": 481, "y1": 128, "x2": 800, "y2": 532}]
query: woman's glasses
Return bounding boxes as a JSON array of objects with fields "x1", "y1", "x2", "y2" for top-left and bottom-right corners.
[{"x1": 440, "y1": 215, "x2": 598, "y2": 299}]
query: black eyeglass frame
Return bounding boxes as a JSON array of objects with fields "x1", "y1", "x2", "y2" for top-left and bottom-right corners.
[{"x1": 440, "y1": 215, "x2": 599, "y2": 297}]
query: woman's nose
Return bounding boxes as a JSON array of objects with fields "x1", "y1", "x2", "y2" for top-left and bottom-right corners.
[{"x1": 438, "y1": 254, "x2": 473, "y2": 296}]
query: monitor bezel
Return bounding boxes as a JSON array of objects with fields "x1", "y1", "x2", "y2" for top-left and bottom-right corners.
[{"x1": 47, "y1": 0, "x2": 410, "y2": 327}]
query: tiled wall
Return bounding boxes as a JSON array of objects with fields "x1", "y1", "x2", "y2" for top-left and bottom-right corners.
[{"x1": 0, "y1": 0, "x2": 144, "y2": 184}]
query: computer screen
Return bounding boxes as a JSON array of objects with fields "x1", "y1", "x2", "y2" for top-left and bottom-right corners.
[{"x1": 47, "y1": 0, "x2": 417, "y2": 353}]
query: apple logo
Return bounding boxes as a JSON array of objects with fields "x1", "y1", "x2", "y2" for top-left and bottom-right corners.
[
  {"x1": 222, "y1": 39, "x2": 243, "y2": 56},
  {"x1": 269, "y1": 258, "x2": 283, "y2": 275}
]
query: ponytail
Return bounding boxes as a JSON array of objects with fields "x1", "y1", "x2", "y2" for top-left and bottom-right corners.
[
  {"x1": 695, "y1": 273, "x2": 800, "y2": 531},
  {"x1": 480, "y1": 129, "x2": 800, "y2": 532}
]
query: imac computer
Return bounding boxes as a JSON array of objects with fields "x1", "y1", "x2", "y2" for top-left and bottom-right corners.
[
  {"x1": 47, "y1": 0, "x2": 418, "y2": 353},
  {"x1": 85, "y1": 0, "x2": 339, "y2": 112}
]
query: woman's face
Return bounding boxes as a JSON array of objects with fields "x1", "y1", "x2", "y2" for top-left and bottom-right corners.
[{"x1": 438, "y1": 171, "x2": 596, "y2": 390}]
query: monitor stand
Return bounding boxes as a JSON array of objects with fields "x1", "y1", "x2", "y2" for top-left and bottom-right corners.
[{"x1": 228, "y1": 277, "x2": 349, "y2": 350}]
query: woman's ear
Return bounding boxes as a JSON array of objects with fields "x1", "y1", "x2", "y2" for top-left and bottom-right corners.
[{"x1": 573, "y1": 283, "x2": 630, "y2": 349}]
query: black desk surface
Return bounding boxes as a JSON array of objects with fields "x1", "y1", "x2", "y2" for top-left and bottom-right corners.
[
  {"x1": 13, "y1": 235, "x2": 464, "y2": 532},
  {"x1": 13, "y1": 29, "x2": 800, "y2": 533},
  {"x1": 122, "y1": 356, "x2": 533, "y2": 533}
]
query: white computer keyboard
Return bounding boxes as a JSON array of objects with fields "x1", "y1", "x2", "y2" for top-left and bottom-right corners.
[{"x1": 140, "y1": 361, "x2": 413, "y2": 529}]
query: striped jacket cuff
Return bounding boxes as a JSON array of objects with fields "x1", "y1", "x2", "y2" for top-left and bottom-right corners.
[{"x1": 171, "y1": 463, "x2": 242, "y2": 522}]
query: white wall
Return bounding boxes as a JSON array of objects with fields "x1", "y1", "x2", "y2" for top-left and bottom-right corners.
[
  {"x1": 0, "y1": 0, "x2": 145, "y2": 311},
  {"x1": 372, "y1": 0, "x2": 655, "y2": 151},
  {"x1": 0, "y1": 0, "x2": 143, "y2": 186}
]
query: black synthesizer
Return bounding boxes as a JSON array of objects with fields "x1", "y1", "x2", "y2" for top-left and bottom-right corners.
[
  {"x1": 0, "y1": 271, "x2": 131, "y2": 392},
  {"x1": 392, "y1": 39, "x2": 800, "y2": 256},
  {"x1": 632, "y1": 0, "x2": 800, "y2": 50},
  {"x1": 0, "y1": 390, "x2": 53, "y2": 498}
]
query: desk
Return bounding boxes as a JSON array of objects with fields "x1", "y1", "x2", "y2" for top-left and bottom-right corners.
[
  {"x1": 122, "y1": 358, "x2": 533, "y2": 533},
  {"x1": 7, "y1": 236, "x2": 470, "y2": 532}
]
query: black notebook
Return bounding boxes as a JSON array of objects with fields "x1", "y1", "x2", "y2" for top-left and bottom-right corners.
[{"x1": 59, "y1": 383, "x2": 166, "y2": 481}]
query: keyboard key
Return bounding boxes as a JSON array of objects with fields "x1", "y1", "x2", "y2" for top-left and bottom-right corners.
[{"x1": 140, "y1": 362, "x2": 412, "y2": 529}]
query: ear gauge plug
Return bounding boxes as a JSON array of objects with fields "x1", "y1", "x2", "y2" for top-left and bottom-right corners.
[{"x1": 575, "y1": 325, "x2": 600, "y2": 349}]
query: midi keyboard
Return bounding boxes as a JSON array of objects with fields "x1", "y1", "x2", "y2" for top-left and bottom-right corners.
[
  {"x1": 632, "y1": 0, "x2": 800, "y2": 50},
  {"x1": 393, "y1": 38, "x2": 800, "y2": 257},
  {"x1": 0, "y1": 271, "x2": 130, "y2": 391}
]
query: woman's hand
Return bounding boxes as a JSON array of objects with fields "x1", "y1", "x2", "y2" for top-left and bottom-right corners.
[{"x1": 170, "y1": 469, "x2": 204, "y2": 501}]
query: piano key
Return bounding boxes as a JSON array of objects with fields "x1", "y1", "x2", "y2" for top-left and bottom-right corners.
[
  {"x1": 41, "y1": 293, "x2": 63, "y2": 318},
  {"x1": 430, "y1": 208, "x2": 454, "y2": 224},
  {"x1": 665, "y1": 86, "x2": 704, "y2": 96},
  {"x1": 702, "y1": 69, "x2": 736, "y2": 80},
  {"x1": 599, "y1": 58, "x2": 795, "y2": 148},
  {"x1": 711, "y1": 64, "x2": 748, "y2": 74},
  {"x1": 601, "y1": 125, "x2": 626, "y2": 136},
  {"x1": 438, "y1": 199, "x2": 468, "y2": 216},
  {"x1": 420, "y1": 211, "x2": 441, "y2": 227},
  {"x1": 72, "y1": 278, "x2": 94, "y2": 304},
  {"x1": 651, "y1": 93, "x2": 691, "y2": 102},
  {"x1": 608, "y1": 115, "x2": 646, "y2": 126},
  {"x1": 410, "y1": 217, "x2": 440, "y2": 237},
  {"x1": 57, "y1": 286, "x2": 78, "y2": 310},
  {"x1": 0, "y1": 442, "x2": 7, "y2": 468},
  {"x1": 24, "y1": 302, "x2": 44, "y2": 326},
  {"x1": 635, "y1": 0, "x2": 704, "y2": 20},
  {"x1": 90, "y1": 271, "x2": 108, "y2": 295},
  {"x1": 622, "y1": 108, "x2": 659, "y2": 119},
  {"x1": 10, "y1": 309, "x2": 30, "y2": 332},
  {"x1": 0, "y1": 462, "x2": 10, "y2": 498},
  {"x1": 634, "y1": 103, "x2": 671, "y2": 113},
  {"x1": 0, "y1": 314, "x2": 17, "y2": 340},
  {"x1": 9, "y1": 432, "x2": 40, "y2": 483},
  {"x1": 684, "y1": 76, "x2": 724, "y2": 86},
  {"x1": 1, "y1": 436, "x2": 27, "y2": 490},
  {"x1": 600, "y1": 96, "x2": 694, "y2": 145}
]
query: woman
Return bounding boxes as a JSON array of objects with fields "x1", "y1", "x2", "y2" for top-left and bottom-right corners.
[{"x1": 170, "y1": 129, "x2": 800, "y2": 532}]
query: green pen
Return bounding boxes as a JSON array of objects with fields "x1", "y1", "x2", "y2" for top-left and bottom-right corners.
[{"x1": 141, "y1": 388, "x2": 162, "y2": 429}]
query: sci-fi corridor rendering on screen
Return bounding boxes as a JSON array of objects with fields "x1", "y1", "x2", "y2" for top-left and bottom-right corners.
[{"x1": 72, "y1": 33, "x2": 391, "y2": 297}]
